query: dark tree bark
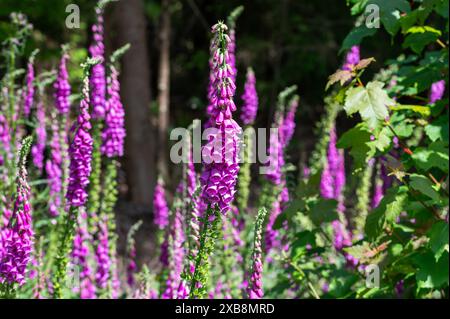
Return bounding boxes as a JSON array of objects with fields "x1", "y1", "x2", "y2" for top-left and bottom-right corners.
[
  {"x1": 113, "y1": 0, "x2": 155, "y2": 207},
  {"x1": 156, "y1": 0, "x2": 172, "y2": 181}
]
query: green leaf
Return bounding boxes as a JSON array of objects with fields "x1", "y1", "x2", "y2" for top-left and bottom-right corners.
[
  {"x1": 390, "y1": 104, "x2": 431, "y2": 117},
  {"x1": 435, "y1": 0, "x2": 449, "y2": 18},
  {"x1": 409, "y1": 174, "x2": 441, "y2": 201},
  {"x1": 274, "y1": 199, "x2": 303, "y2": 229},
  {"x1": 337, "y1": 123, "x2": 376, "y2": 170},
  {"x1": 309, "y1": 198, "x2": 339, "y2": 226},
  {"x1": 344, "y1": 81, "x2": 395, "y2": 129},
  {"x1": 403, "y1": 26, "x2": 442, "y2": 54},
  {"x1": 428, "y1": 221, "x2": 449, "y2": 261},
  {"x1": 425, "y1": 114, "x2": 449, "y2": 142},
  {"x1": 412, "y1": 141, "x2": 449, "y2": 173},
  {"x1": 373, "y1": 126, "x2": 393, "y2": 152},
  {"x1": 365, "y1": 186, "x2": 408, "y2": 240},
  {"x1": 343, "y1": 242, "x2": 371, "y2": 260},
  {"x1": 368, "y1": 0, "x2": 411, "y2": 35},
  {"x1": 340, "y1": 25, "x2": 377, "y2": 52},
  {"x1": 414, "y1": 251, "x2": 449, "y2": 289}
]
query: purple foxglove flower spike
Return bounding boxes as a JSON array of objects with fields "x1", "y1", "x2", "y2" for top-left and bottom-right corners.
[
  {"x1": 0, "y1": 114, "x2": 11, "y2": 165},
  {"x1": 89, "y1": 6, "x2": 106, "y2": 119},
  {"x1": 200, "y1": 22, "x2": 242, "y2": 214},
  {"x1": 23, "y1": 61, "x2": 35, "y2": 117},
  {"x1": 265, "y1": 119, "x2": 284, "y2": 185},
  {"x1": 281, "y1": 95, "x2": 299, "y2": 148},
  {"x1": 240, "y1": 68, "x2": 258, "y2": 126},
  {"x1": 31, "y1": 100, "x2": 46, "y2": 172},
  {"x1": 372, "y1": 164, "x2": 384, "y2": 209},
  {"x1": 66, "y1": 62, "x2": 94, "y2": 208},
  {"x1": 153, "y1": 179, "x2": 169, "y2": 230},
  {"x1": 0, "y1": 137, "x2": 34, "y2": 286},
  {"x1": 248, "y1": 207, "x2": 267, "y2": 299},
  {"x1": 101, "y1": 65, "x2": 126, "y2": 157},
  {"x1": 54, "y1": 52, "x2": 71, "y2": 115},
  {"x1": 95, "y1": 216, "x2": 111, "y2": 290}
]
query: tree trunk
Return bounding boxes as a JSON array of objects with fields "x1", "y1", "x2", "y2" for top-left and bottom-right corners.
[
  {"x1": 113, "y1": 0, "x2": 155, "y2": 207},
  {"x1": 156, "y1": 0, "x2": 172, "y2": 181}
]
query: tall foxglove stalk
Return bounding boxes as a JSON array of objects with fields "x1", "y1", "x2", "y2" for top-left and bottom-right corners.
[
  {"x1": 281, "y1": 95, "x2": 299, "y2": 148},
  {"x1": 153, "y1": 179, "x2": 169, "y2": 269},
  {"x1": 53, "y1": 58, "x2": 98, "y2": 298},
  {"x1": 0, "y1": 136, "x2": 33, "y2": 290},
  {"x1": 200, "y1": 22, "x2": 241, "y2": 214},
  {"x1": 66, "y1": 63, "x2": 95, "y2": 207},
  {"x1": 89, "y1": 3, "x2": 107, "y2": 119},
  {"x1": 101, "y1": 64, "x2": 126, "y2": 157},
  {"x1": 23, "y1": 58, "x2": 35, "y2": 117},
  {"x1": 0, "y1": 114, "x2": 11, "y2": 166},
  {"x1": 126, "y1": 220, "x2": 142, "y2": 288},
  {"x1": 240, "y1": 68, "x2": 258, "y2": 126},
  {"x1": 372, "y1": 162, "x2": 384, "y2": 209},
  {"x1": 153, "y1": 179, "x2": 169, "y2": 230},
  {"x1": 248, "y1": 207, "x2": 267, "y2": 299},
  {"x1": 54, "y1": 51, "x2": 71, "y2": 115},
  {"x1": 31, "y1": 100, "x2": 46, "y2": 172}
]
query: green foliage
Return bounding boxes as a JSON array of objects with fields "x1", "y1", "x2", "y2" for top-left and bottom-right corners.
[{"x1": 344, "y1": 81, "x2": 394, "y2": 129}]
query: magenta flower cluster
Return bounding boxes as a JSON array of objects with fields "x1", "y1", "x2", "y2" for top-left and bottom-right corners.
[
  {"x1": 0, "y1": 151, "x2": 34, "y2": 286},
  {"x1": 429, "y1": 80, "x2": 446, "y2": 104},
  {"x1": 342, "y1": 45, "x2": 360, "y2": 71}
]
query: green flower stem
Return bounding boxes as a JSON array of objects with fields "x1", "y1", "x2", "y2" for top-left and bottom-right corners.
[
  {"x1": 52, "y1": 206, "x2": 78, "y2": 299},
  {"x1": 189, "y1": 205, "x2": 222, "y2": 299}
]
